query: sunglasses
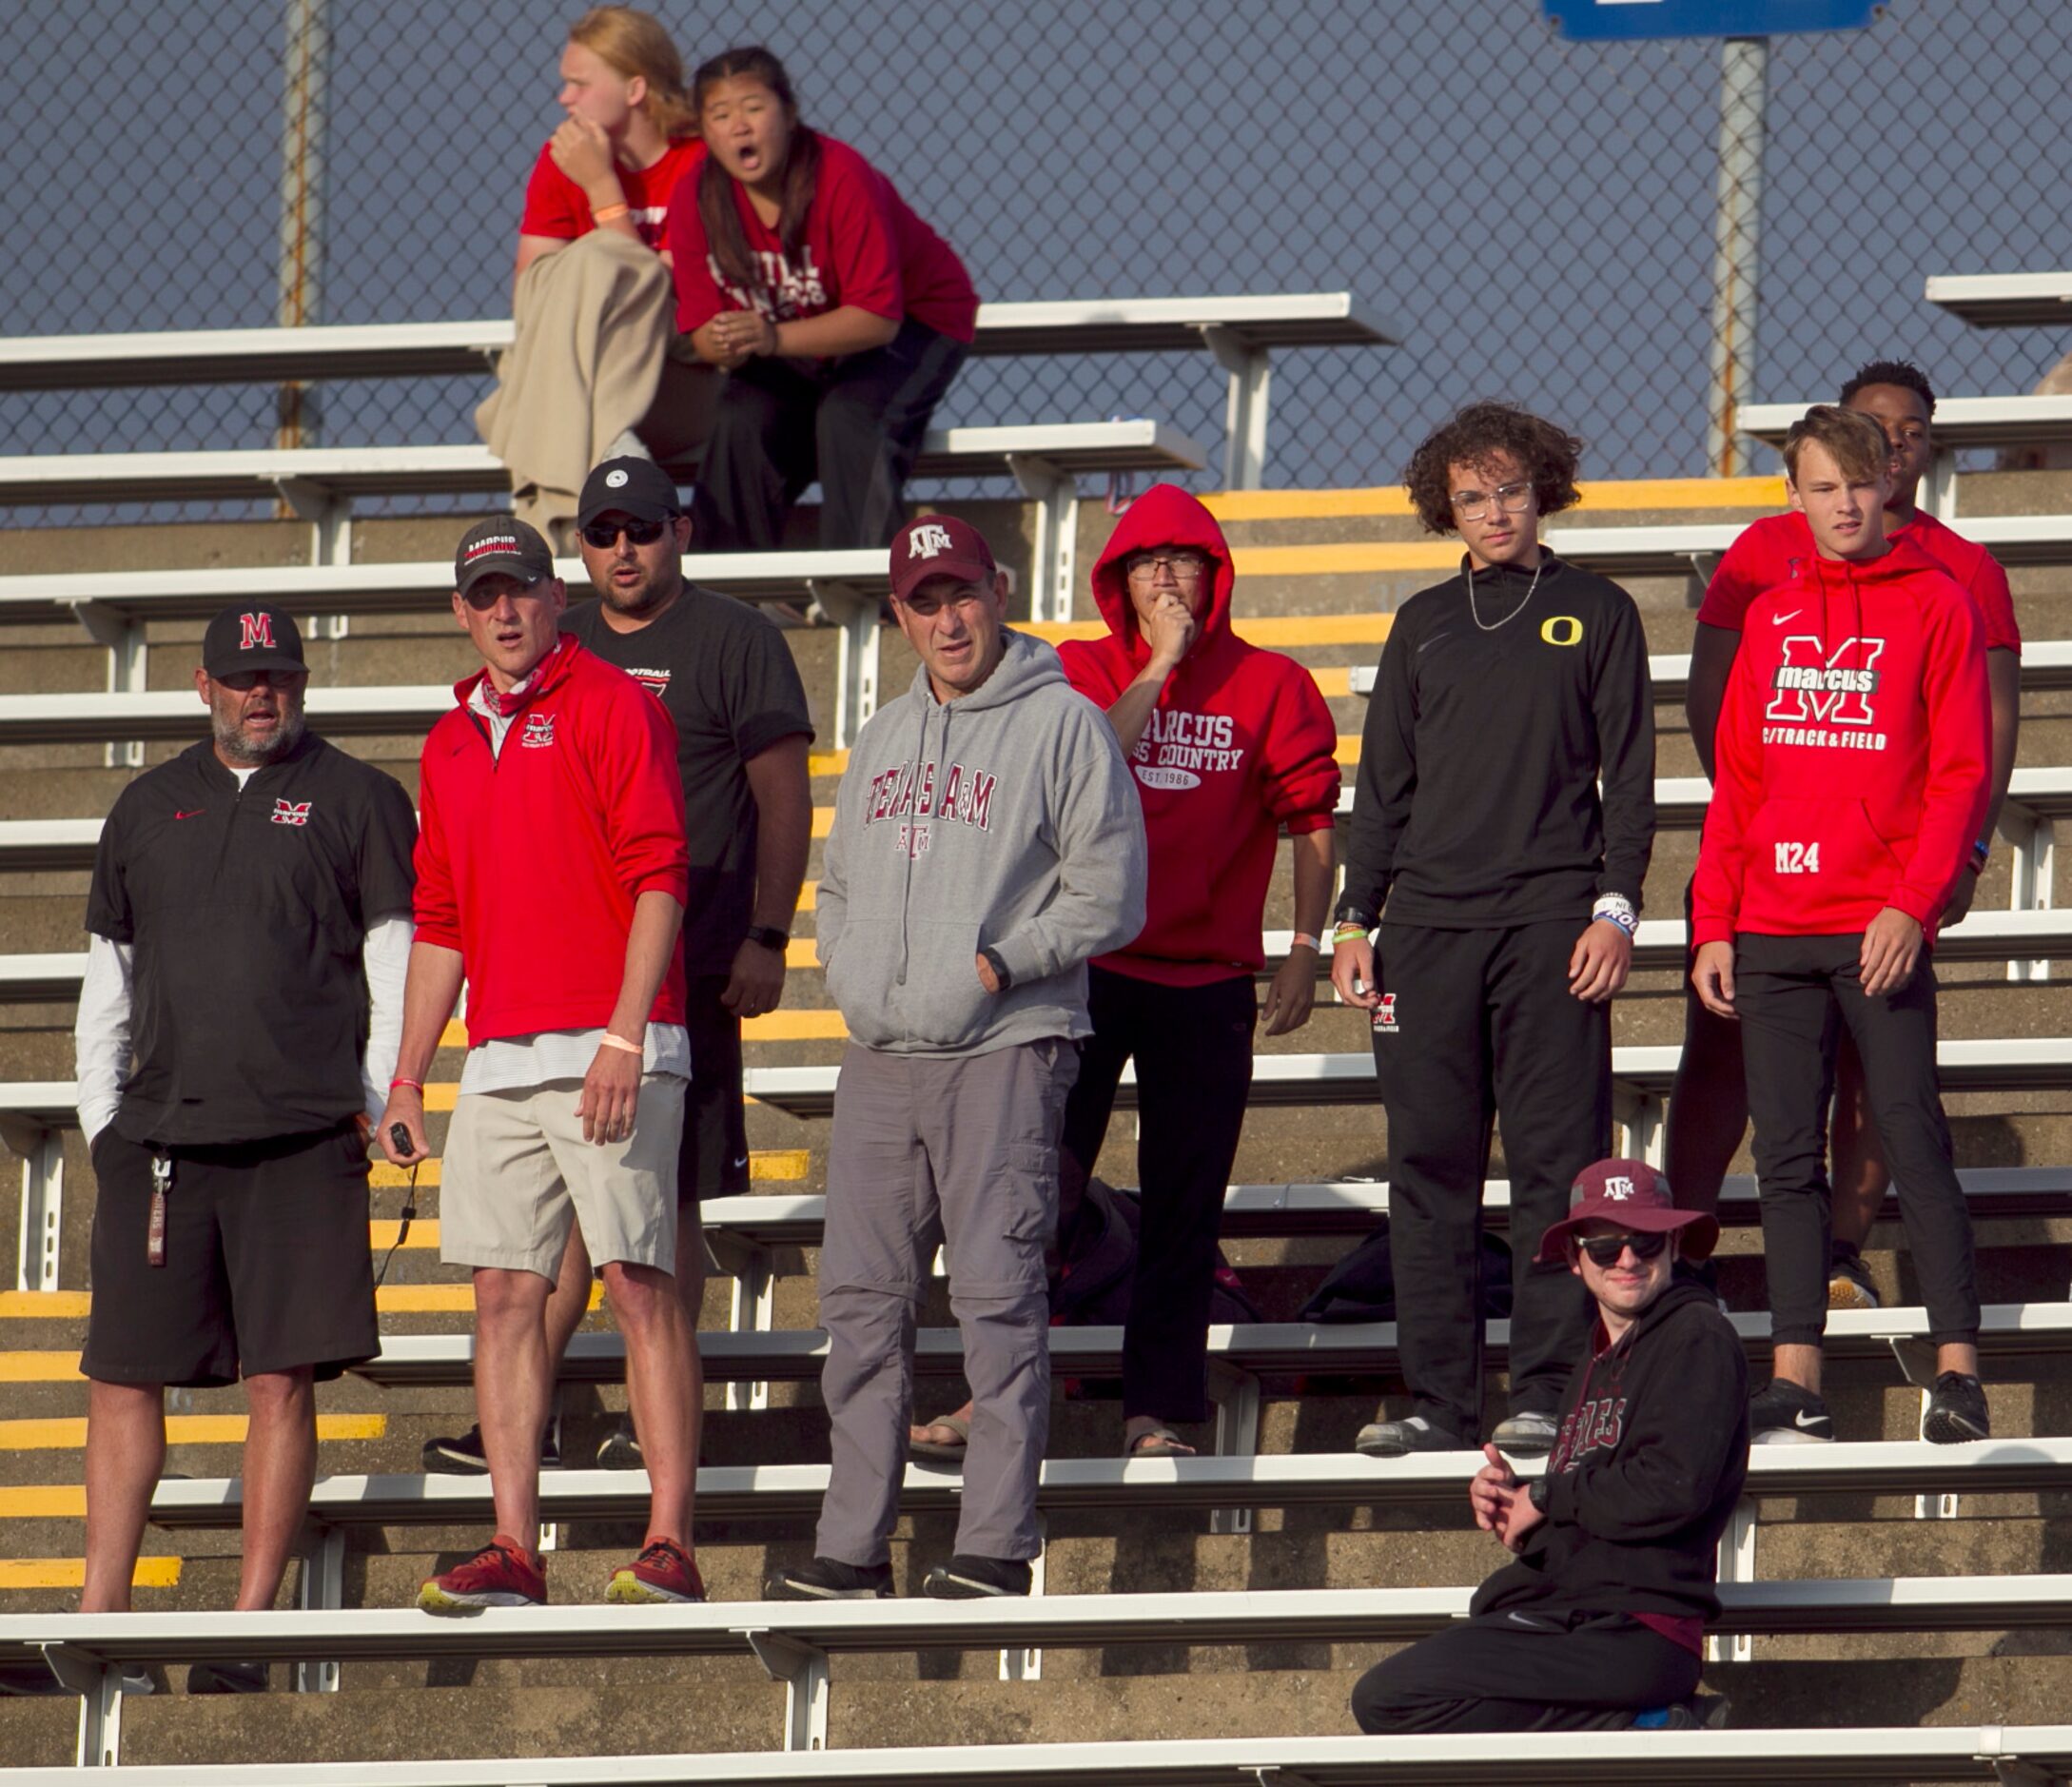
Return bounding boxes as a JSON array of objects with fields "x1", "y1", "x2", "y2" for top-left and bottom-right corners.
[
  {"x1": 1575, "y1": 1230, "x2": 1671, "y2": 1267},
  {"x1": 580, "y1": 518, "x2": 669, "y2": 549}
]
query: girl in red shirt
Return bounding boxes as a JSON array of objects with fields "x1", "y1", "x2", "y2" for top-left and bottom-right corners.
[
  {"x1": 481, "y1": 9, "x2": 713, "y2": 540},
  {"x1": 666, "y1": 47, "x2": 978, "y2": 550}
]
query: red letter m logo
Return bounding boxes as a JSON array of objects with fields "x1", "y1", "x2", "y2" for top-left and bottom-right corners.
[
  {"x1": 239, "y1": 612, "x2": 275, "y2": 651},
  {"x1": 1765, "y1": 635, "x2": 1884, "y2": 727}
]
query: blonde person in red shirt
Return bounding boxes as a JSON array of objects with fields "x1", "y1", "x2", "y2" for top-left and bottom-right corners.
[
  {"x1": 1691, "y1": 406, "x2": 1992, "y2": 1446},
  {"x1": 1671, "y1": 362, "x2": 2020, "y2": 1313},
  {"x1": 479, "y1": 8, "x2": 713, "y2": 542},
  {"x1": 666, "y1": 47, "x2": 978, "y2": 550}
]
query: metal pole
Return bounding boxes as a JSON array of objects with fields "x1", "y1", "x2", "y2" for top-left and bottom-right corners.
[
  {"x1": 275, "y1": 0, "x2": 330, "y2": 452},
  {"x1": 1705, "y1": 35, "x2": 1768, "y2": 479}
]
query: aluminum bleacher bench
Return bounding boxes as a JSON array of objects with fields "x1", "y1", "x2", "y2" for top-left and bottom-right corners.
[
  {"x1": 0, "y1": 294, "x2": 1393, "y2": 492},
  {"x1": 1741, "y1": 395, "x2": 2072, "y2": 520},
  {"x1": 8, "y1": 1728, "x2": 2072, "y2": 1786},
  {"x1": 8, "y1": 1581, "x2": 2070, "y2": 1763},
  {"x1": 1925, "y1": 270, "x2": 2072, "y2": 329}
]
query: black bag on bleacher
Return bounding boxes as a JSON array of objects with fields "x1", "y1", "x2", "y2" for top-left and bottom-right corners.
[
  {"x1": 1299, "y1": 1219, "x2": 1514, "y2": 1324},
  {"x1": 1049, "y1": 1175, "x2": 1261, "y2": 1326}
]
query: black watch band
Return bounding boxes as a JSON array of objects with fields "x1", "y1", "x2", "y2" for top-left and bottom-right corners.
[
  {"x1": 980, "y1": 946, "x2": 1013, "y2": 992},
  {"x1": 744, "y1": 924, "x2": 790, "y2": 952},
  {"x1": 1528, "y1": 1474, "x2": 1552, "y2": 1512}
]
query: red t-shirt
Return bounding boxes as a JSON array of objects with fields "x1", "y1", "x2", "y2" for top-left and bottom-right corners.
[
  {"x1": 1697, "y1": 508, "x2": 2021, "y2": 654},
  {"x1": 667, "y1": 134, "x2": 978, "y2": 343},
  {"x1": 518, "y1": 136, "x2": 706, "y2": 253}
]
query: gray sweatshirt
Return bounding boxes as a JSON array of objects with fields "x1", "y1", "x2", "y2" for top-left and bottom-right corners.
[{"x1": 817, "y1": 630, "x2": 1147, "y2": 1055}]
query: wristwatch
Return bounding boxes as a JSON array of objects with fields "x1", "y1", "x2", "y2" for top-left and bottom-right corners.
[
  {"x1": 980, "y1": 946, "x2": 1013, "y2": 992},
  {"x1": 744, "y1": 924, "x2": 790, "y2": 952},
  {"x1": 1528, "y1": 1474, "x2": 1553, "y2": 1513}
]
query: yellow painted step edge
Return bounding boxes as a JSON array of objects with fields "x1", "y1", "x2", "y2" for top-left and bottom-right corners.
[
  {"x1": 0, "y1": 1557, "x2": 179, "y2": 1588},
  {"x1": 0, "y1": 1413, "x2": 386, "y2": 1451},
  {"x1": 1202, "y1": 476, "x2": 1782, "y2": 521}
]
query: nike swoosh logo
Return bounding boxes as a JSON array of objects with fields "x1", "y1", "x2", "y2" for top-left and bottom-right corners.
[
  {"x1": 732, "y1": 1155, "x2": 750, "y2": 1169},
  {"x1": 174, "y1": 810, "x2": 205, "y2": 819},
  {"x1": 1417, "y1": 634, "x2": 1451, "y2": 653},
  {"x1": 1770, "y1": 610, "x2": 1802, "y2": 626},
  {"x1": 1794, "y1": 1408, "x2": 1825, "y2": 1428}
]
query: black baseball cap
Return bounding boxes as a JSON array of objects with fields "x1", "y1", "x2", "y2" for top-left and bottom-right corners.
[
  {"x1": 202, "y1": 603, "x2": 305, "y2": 678},
  {"x1": 577, "y1": 458, "x2": 683, "y2": 529},
  {"x1": 454, "y1": 518, "x2": 556, "y2": 599}
]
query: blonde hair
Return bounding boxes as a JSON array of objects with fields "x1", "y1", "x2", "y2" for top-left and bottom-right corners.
[
  {"x1": 568, "y1": 7, "x2": 697, "y2": 139},
  {"x1": 1784, "y1": 404, "x2": 1891, "y2": 486}
]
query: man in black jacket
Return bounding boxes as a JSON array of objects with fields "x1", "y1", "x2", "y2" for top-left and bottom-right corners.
[
  {"x1": 1332, "y1": 403, "x2": 1656, "y2": 1457},
  {"x1": 1351, "y1": 1159, "x2": 1748, "y2": 1734}
]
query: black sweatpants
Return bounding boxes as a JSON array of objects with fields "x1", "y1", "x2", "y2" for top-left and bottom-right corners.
[
  {"x1": 690, "y1": 317, "x2": 967, "y2": 551},
  {"x1": 1373, "y1": 920, "x2": 1607, "y2": 1439},
  {"x1": 1351, "y1": 1608, "x2": 1701, "y2": 1734},
  {"x1": 1734, "y1": 931, "x2": 1980, "y2": 1348},
  {"x1": 1062, "y1": 966, "x2": 1257, "y2": 1424}
]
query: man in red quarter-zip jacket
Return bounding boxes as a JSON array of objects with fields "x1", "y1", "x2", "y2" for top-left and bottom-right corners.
[{"x1": 1691, "y1": 406, "x2": 1992, "y2": 1447}]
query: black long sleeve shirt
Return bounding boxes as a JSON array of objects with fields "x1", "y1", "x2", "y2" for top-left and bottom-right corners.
[{"x1": 1338, "y1": 555, "x2": 1656, "y2": 929}]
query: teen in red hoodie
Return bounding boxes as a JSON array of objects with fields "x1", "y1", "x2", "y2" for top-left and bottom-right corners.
[
  {"x1": 1671, "y1": 360, "x2": 2021, "y2": 1314},
  {"x1": 913, "y1": 482, "x2": 1337, "y2": 1460},
  {"x1": 1691, "y1": 406, "x2": 1991, "y2": 1446}
]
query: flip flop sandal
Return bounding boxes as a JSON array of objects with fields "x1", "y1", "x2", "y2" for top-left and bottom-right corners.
[
  {"x1": 1125, "y1": 1425, "x2": 1197, "y2": 1459},
  {"x1": 909, "y1": 1410, "x2": 971, "y2": 1463}
]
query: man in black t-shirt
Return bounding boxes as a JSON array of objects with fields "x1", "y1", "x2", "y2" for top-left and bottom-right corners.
[
  {"x1": 74, "y1": 604, "x2": 417, "y2": 1687},
  {"x1": 1330, "y1": 404, "x2": 1656, "y2": 1461},
  {"x1": 424, "y1": 457, "x2": 815, "y2": 1475}
]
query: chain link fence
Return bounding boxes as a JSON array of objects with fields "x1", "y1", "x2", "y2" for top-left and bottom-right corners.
[{"x1": 2, "y1": 0, "x2": 2068, "y2": 516}]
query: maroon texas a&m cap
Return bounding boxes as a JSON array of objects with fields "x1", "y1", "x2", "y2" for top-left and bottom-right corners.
[{"x1": 889, "y1": 515, "x2": 996, "y2": 601}]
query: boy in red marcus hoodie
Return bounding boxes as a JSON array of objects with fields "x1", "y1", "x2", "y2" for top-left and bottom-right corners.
[
  {"x1": 1691, "y1": 405, "x2": 1993, "y2": 1446},
  {"x1": 910, "y1": 482, "x2": 1339, "y2": 1460}
]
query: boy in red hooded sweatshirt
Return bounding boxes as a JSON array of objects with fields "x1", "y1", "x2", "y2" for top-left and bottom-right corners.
[
  {"x1": 1691, "y1": 405, "x2": 1992, "y2": 1445},
  {"x1": 914, "y1": 482, "x2": 1339, "y2": 1458}
]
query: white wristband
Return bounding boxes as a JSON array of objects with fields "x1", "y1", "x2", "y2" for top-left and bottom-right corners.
[{"x1": 1591, "y1": 894, "x2": 1638, "y2": 938}]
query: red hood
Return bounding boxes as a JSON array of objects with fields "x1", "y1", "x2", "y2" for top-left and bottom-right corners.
[{"x1": 1089, "y1": 483, "x2": 1235, "y2": 667}]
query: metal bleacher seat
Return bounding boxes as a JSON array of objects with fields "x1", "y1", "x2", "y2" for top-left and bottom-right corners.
[
  {"x1": 9, "y1": 1581, "x2": 2072, "y2": 1763},
  {"x1": 1925, "y1": 270, "x2": 2072, "y2": 329}
]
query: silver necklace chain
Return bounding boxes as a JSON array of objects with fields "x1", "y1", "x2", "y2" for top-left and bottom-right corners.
[{"x1": 1465, "y1": 555, "x2": 1545, "y2": 633}]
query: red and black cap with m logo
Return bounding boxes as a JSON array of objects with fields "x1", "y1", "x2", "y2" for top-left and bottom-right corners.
[{"x1": 202, "y1": 603, "x2": 305, "y2": 678}]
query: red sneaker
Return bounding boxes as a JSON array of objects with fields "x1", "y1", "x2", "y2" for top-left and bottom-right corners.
[
  {"x1": 417, "y1": 1535, "x2": 546, "y2": 1615},
  {"x1": 605, "y1": 1537, "x2": 705, "y2": 1604}
]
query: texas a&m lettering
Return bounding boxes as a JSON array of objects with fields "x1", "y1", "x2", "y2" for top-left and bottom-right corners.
[{"x1": 864, "y1": 758, "x2": 998, "y2": 833}]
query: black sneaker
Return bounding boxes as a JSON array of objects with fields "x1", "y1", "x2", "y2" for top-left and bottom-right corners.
[
  {"x1": 1748, "y1": 1378, "x2": 1834, "y2": 1444},
  {"x1": 764, "y1": 1557, "x2": 894, "y2": 1600},
  {"x1": 1827, "y1": 1250, "x2": 1881, "y2": 1311},
  {"x1": 1355, "y1": 1414, "x2": 1466, "y2": 1458},
  {"x1": 421, "y1": 1424, "x2": 560, "y2": 1475},
  {"x1": 922, "y1": 1554, "x2": 1033, "y2": 1599},
  {"x1": 1489, "y1": 1409, "x2": 1559, "y2": 1456},
  {"x1": 1924, "y1": 1371, "x2": 1990, "y2": 1443},
  {"x1": 186, "y1": 1661, "x2": 267, "y2": 1695},
  {"x1": 596, "y1": 1416, "x2": 643, "y2": 1471},
  {"x1": 1636, "y1": 1692, "x2": 1731, "y2": 1730}
]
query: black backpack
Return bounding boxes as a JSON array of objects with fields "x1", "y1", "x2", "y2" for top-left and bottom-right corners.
[
  {"x1": 1299, "y1": 1218, "x2": 1515, "y2": 1324},
  {"x1": 1049, "y1": 1176, "x2": 1263, "y2": 1326}
]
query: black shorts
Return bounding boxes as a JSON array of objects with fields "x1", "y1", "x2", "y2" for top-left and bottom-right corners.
[
  {"x1": 681, "y1": 972, "x2": 750, "y2": 1207},
  {"x1": 81, "y1": 1124, "x2": 379, "y2": 1389}
]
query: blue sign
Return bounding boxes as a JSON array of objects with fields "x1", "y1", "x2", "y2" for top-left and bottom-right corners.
[{"x1": 1544, "y1": 0, "x2": 1878, "y2": 39}]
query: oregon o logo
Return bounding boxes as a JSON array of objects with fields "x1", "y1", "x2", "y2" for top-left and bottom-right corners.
[{"x1": 1540, "y1": 615, "x2": 1583, "y2": 647}]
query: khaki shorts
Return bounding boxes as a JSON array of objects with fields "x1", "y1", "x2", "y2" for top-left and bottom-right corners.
[{"x1": 440, "y1": 1077, "x2": 685, "y2": 1278}]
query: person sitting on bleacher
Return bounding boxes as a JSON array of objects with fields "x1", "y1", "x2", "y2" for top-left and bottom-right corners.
[
  {"x1": 665, "y1": 46, "x2": 977, "y2": 551},
  {"x1": 1331, "y1": 403, "x2": 1656, "y2": 1460},
  {"x1": 381, "y1": 519, "x2": 705, "y2": 1611},
  {"x1": 477, "y1": 6, "x2": 713, "y2": 548},
  {"x1": 769, "y1": 515, "x2": 1144, "y2": 1600},
  {"x1": 910, "y1": 482, "x2": 1339, "y2": 1461},
  {"x1": 1691, "y1": 405, "x2": 1993, "y2": 1445},
  {"x1": 1351, "y1": 1159, "x2": 1745, "y2": 1736},
  {"x1": 74, "y1": 604, "x2": 418, "y2": 1693},
  {"x1": 1671, "y1": 360, "x2": 2022, "y2": 1313}
]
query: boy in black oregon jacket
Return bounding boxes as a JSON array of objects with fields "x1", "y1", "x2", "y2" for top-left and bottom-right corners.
[{"x1": 1351, "y1": 1159, "x2": 1749, "y2": 1734}]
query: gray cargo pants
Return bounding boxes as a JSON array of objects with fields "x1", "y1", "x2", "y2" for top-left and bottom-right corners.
[{"x1": 814, "y1": 1036, "x2": 1078, "y2": 1566}]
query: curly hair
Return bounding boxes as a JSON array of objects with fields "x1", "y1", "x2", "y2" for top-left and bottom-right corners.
[
  {"x1": 1402, "y1": 403, "x2": 1584, "y2": 537},
  {"x1": 1839, "y1": 359, "x2": 1936, "y2": 418}
]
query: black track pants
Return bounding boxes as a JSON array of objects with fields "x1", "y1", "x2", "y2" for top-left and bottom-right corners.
[
  {"x1": 1734, "y1": 932, "x2": 1979, "y2": 1348},
  {"x1": 1351, "y1": 1609, "x2": 1701, "y2": 1734},
  {"x1": 1372, "y1": 920, "x2": 1608, "y2": 1439},
  {"x1": 1061, "y1": 966, "x2": 1257, "y2": 1424}
]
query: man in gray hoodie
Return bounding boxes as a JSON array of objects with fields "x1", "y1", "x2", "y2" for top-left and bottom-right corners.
[{"x1": 769, "y1": 515, "x2": 1146, "y2": 1601}]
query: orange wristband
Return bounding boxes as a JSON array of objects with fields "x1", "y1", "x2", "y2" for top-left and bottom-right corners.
[{"x1": 591, "y1": 201, "x2": 631, "y2": 226}]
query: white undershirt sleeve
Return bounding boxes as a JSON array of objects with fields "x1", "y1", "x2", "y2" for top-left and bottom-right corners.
[
  {"x1": 74, "y1": 934, "x2": 134, "y2": 1146},
  {"x1": 361, "y1": 911, "x2": 415, "y2": 1131}
]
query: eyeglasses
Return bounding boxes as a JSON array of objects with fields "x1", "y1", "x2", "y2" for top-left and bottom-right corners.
[
  {"x1": 1575, "y1": 1230, "x2": 1671, "y2": 1267},
  {"x1": 1124, "y1": 552, "x2": 1209, "y2": 581},
  {"x1": 1450, "y1": 481, "x2": 1534, "y2": 521},
  {"x1": 580, "y1": 518, "x2": 669, "y2": 549},
  {"x1": 214, "y1": 670, "x2": 307, "y2": 693}
]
